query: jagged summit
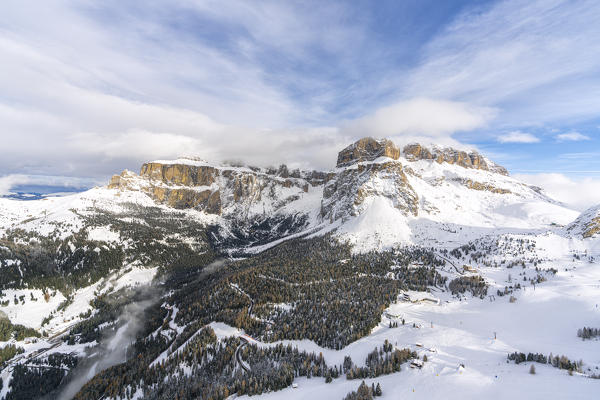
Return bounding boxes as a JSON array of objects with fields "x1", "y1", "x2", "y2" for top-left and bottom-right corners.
[
  {"x1": 336, "y1": 137, "x2": 400, "y2": 167},
  {"x1": 402, "y1": 143, "x2": 509, "y2": 175},
  {"x1": 107, "y1": 158, "x2": 320, "y2": 215},
  {"x1": 336, "y1": 137, "x2": 509, "y2": 176},
  {"x1": 101, "y1": 136, "x2": 582, "y2": 253}
]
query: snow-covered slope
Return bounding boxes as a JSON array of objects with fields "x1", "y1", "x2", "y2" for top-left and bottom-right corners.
[
  {"x1": 0, "y1": 137, "x2": 582, "y2": 255},
  {"x1": 233, "y1": 254, "x2": 600, "y2": 400},
  {"x1": 566, "y1": 204, "x2": 600, "y2": 238},
  {"x1": 0, "y1": 137, "x2": 589, "y2": 326},
  {"x1": 323, "y1": 139, "x2": 579, "y2": 252},
  {"x1": 0, "y1": 186, "x2": 173, "y2": 238},
  {"x1": 0, "y1": 137, "x2": 598, "y2": 400}
]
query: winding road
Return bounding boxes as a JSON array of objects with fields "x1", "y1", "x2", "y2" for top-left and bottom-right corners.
[
  {"x1": 229, "y1": 284, "x2": 254, "y2": 372},
  {"x1": 235, "y1": 336, "x2": 251, "y2": 372}
]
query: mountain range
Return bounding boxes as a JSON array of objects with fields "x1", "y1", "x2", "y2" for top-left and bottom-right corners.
[{"x1": 0, "y1": 137, "x2": 598, "y2": 399}]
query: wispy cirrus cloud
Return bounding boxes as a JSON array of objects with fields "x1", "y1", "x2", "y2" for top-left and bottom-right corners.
[
  {"x1": 496, "y1": 131, "x2": 540, "y2": 143},
  {"x1": 0, "y1": 0, "x2": 494, "y2": 179},
  {"x1": 405, "y1": 0, "x2": 600, "y2": 128},
  {"x1": 555, "y1": 131, "x2": 591, "y2": 142},
  {"x1": 558, "y1": 151, "x2": 600, "y2": 160}
]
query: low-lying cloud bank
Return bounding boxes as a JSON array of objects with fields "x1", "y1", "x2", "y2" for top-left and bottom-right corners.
[{"x1": 514, "y1": 173, "x2": 600, "y2": 211}]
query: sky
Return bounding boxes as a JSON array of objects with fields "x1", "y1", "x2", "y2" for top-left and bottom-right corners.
[{"x1": 1, "y1": 0, "x2": 600, "y2": 210}]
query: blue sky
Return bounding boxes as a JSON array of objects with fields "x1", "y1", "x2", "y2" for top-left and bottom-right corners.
[{"x1": 0, "y1": 0, "x2": 599, "y2": 209}]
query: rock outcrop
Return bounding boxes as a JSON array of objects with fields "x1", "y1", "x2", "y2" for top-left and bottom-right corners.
[
  {"x1": 140, "y1": 162, "x2": 217, "y2": 186},
  {"x1": 567, "y1": 205, "x2": 600, "y2": 238},
  {"x1": 337, "y1": 137, "x2": 400, "y2": 167},
  {"x1": 586, "y1": 218, "x2": 600, "y2": 238},
  {"x1": 453, "y1": 178, "x2": 512, "y2": 194},
  {"x1": 321, "y1": 162, "x2": 418, "y2": 222},
  {"x1": 322, "y1": 139, "x2": 418, "y2": 222},
  {"x1": 107, "y1": 138, "x2": 516, "y2": 226},
  {"x1": 108, "y1": 170, "x2": 137, "y2": 190},
  {"x1": 403, "y1": 143, "x2": 509, "y2": 175},
  {"x1": 108, "y1": 158, "x2": 316, "y2": 217},
  {"x1": 335, "y1": 139, "x2": 509, "y2": 175}
]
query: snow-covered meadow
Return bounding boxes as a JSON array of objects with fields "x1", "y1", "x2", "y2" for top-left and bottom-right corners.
[{"x1": 230, "y1": 245, "x2": 600, "y2": 399}]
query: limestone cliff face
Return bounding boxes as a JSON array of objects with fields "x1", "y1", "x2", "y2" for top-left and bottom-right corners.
[
  {"x1": 138, "y1": 162, "x2": 221, "y2": 213},
  {"x1": 335, "y1": 140, "x2": 509, "y2": 175},
  {"x1": 403, "y1": 144, "x2": 509, "y2": 175},
  {"x1": 109, "y1": 159, "x2": 315, "y2": 217},
  {"x1": 108, "y1": 170, "x2": 138, "y2": 190},
  {"x1": 107, "y1": 174, "x2": 123, "y2": 189},
  {"x1": 107, "y1": 138, "x2": 514, "y2": 226},
  {"x1": 150, "y1": 186, "x2": 222, "y2": 213},
  {"x1": 337, "y1": 137, "x2": 400, "y2": 167},
  {"x1": 140, "y1": 162, "x2": 217, "y2": 186},
  {"x1": 322, "y1": 159, "x2": 418, "y2": 222}
]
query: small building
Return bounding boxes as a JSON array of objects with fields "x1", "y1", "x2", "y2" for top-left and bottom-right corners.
[
  {"x1": 463, "y1": 265, "x2": 477, "y2": 273},
  {"x1": 419, "y1": 298, "x2": 441, "y2": 305}
]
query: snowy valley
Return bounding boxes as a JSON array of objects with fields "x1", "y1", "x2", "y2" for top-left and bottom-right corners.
[{"x1": 0, "y1": 137, "x2": 598, "y2": 399}]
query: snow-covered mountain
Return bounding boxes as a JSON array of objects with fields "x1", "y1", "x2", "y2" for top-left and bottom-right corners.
[
  {"x1": 0, "y1": 136, "x2": 587, "y2": 283},
  {"x1": 0, "y1": 136, "x2": 594, "y2": 306},
  {"x1": 320, "y1": 138, "x2": 578, "y2": 251},
  {"x1": 0, "y1": 137, "x2": 598, "y2": 400},
  {"x1": 97, "y1": 137, "x2": 580, "y2": 252}
]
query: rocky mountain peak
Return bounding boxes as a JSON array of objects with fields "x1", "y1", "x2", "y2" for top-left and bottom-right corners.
[
  {"x1": 107, "y1": 158, "x2": 321, "y2": 218},
  {"x1": 324, "y1": 138, "x2": 417, "y2": 223},
  {"x1": 402, "y1": 143, "x2": 509, "y2": 175},
  {"x1": 106, "y1": 137, "x2": 519, "y2": 226},
  {"x1": 335, "y1": 138, "x2": 508, "y2": 175},
  {"x1": 336, "y1": 137, "x2": 400, "y2": 167}
]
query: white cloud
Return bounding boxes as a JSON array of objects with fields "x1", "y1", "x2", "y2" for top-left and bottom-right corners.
[
  {"x1": 555, "y1": 131, "x2": 591, "y2": 141},
  {"x1": 0, "y1": 0, "x2": 370, "y2": 180},
  {"x1": 0, "y1": 175, "x2": 29, "y2": 196},
  {"x1": 69, "y1": 130, "x2": 210, "y2": 163},
  {"x1": 405, "y1": 0, "x2": 600, "y2": 127},
  {"x1": 1, "y1": 0, "x2": 600, "y2": 187},
  {"x1": 341, "y1": 98, "x2": 494, "y2": 140},
  {"x1": 514, "y1": 173, "x2": 600, "y2": 211},
  {"x1": 496, "y1": 131, "x2": 540, "y2": 143}
]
